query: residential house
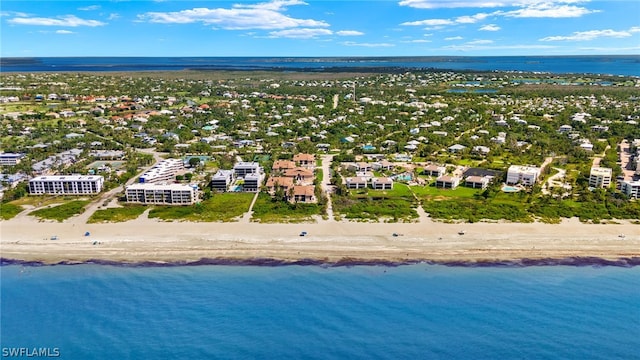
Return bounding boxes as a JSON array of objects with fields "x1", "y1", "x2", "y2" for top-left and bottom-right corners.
[
  {"x1": 0, "y1": 153, "x2": 25, "y2": 166},
  {"x1": 424, "y1": 164, "x2": 445, "y2": 177},
  {"x1": 371, "y1": 177, "x2": 394, "y2": 190},
  {"x1": 265, "y1": 176, "x2": 294, "y2": 195},
  {"x1": 435, "y1": 175, "x2": 460, "y2": 189},
  {"x1": 283, "y1": 167, "x2": 314, "y2": 184},
  {"x1": 293, "y1": 153, "x2": 315, "y2": 168},
  {"x1": 620, "y1": 180, "x2": 640, "y2": 199},
  {"x1": 243, "y1": 173, "x2": 263, "y2": 193},
  {"x1": 292, "y1": 185, "x2": 316, "y2": 203},
  {"x1": 465, "y1": 176, "x2": 490, "y2": 189},
  {"x1": 272, "y1": 160, "x2": 296, "y2": 173},
  {"x1": 345, "y1": 177, "x2": 368, "y2": 189}
]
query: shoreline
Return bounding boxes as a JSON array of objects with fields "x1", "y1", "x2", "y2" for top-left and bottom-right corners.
[{"x1": 2, "y1": 217, "x2": 639, "y2": 267}]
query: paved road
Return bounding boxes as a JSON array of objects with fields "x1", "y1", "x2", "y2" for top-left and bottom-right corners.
[
  {"x1": 320, "y1": 154, "x2": 335, "y2": 221},
  {"x1": 68, "y1": 148, "x2": 166, "y2": 224}
]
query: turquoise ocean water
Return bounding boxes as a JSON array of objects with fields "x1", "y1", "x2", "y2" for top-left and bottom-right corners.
[{"x1": 1, "y1": 264, "x2": 639, "y2": 359}]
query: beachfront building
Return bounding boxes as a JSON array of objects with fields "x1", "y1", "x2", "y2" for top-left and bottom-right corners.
[
  {"x1": 233, "y1": 162, "x2": 261, "y2": 177},
  {"x1": 435, "y1": 175, "x2": 460, "y2": 189},
  {"x1": 0, "y1": 152, "x2": 25, "y2": 166},
  {"x1": 371, "y1": 177, "x2": 394, "y2": 190},
  {"x1": 126, "y1": 183, "x2": 196, "y2": 205},
  {"x1": 211, "y1": 170, "x2": 234, "y2": 192},
  {"x1": 292, "y1": 185, "x2": 316, "y2": 203},
  {"x1": 424, "y1": 164, "x2": 445, "y2": 177},
  {"x1": 620, "y1": 180, "x2": 640, "y2": 199},
  {"x1": 346, "y1": 177, "x2": 368, "y2": 189},
  {"x1": 589, "y1": 167, "x2": 613, "y2": 188},
  {"x1": 293, "y1": 153, "x2": 315, "y2": 168},
  {"x1": 243, "y1": 173, "x2": 263, "y2": 193},
  {"x1": 506, "y1": 165, "x2": 541, "y2": 186},
  {"x1": 272, "y1": 160, "x2": 296, "y2": 173},
  {"x1": 465, "y1": 176, "x2": 490, "y2": 189},
  {"x1": 265, "y1": 176, "x2": 294, "y2": 196},
  {"x1": 28, "y1": 175, "x2": 104, "y2": 195},
  {"x1": 139, "y1": 159, "x2": 184, "y2": 184}
]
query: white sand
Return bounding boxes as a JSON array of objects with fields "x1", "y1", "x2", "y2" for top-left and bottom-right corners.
[{"x1": 1, "y1": 214, "x2": 638, "y2": 264}]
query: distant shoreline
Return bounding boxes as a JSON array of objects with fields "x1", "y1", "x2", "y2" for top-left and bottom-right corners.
[{"x1": 1, "y1": 55, "x2": 638, "y2": 76}]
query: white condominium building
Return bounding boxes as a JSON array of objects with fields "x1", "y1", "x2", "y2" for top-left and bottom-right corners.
[
  {"x1": 139, "y1": 159, "x2": 184, "y2": 184},
  {"x1": 589, "y1": 167, "x2": 612, "y2": 188},
  {"x1": 506, "y1": 165, "x2": 541, "y2": 186},
  {"x1": 0, "y1": 152, "x2": 25, "y2": 166},
  {"x1": 29, "y1": 175, "x2": 104, "y2": 195},
  {"x1": 126, "y1": 183, "x2": 197, "y2": 205},
  {"x1": 620, "y1": 180, "x2": 640, "y2": 199}
]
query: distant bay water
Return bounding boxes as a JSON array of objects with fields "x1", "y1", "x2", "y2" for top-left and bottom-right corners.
[
  {"x1": 1, "y1": 56, "x2": 639, "y2": 76},
  {"x1": 1, "y1": 264, "x2": 639, "y2": 359}
]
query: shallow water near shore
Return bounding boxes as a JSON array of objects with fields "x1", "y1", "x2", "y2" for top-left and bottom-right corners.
[{"x1": 2, "y1": 264, "x2": 639, "y2": 359}]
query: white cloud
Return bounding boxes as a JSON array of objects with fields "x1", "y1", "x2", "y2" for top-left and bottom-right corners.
[
  {"x1": 0, "y1": 11, "x2": 29, "y2": 18},
  {"x1": 540, "y1": 28, "x2": 635, "y2": 41},
  {"x1": 336, "y1": 30, "x2": 364, "y2": 36},
  {"x1": 444, "y1": 43, "x2": 557, "y2": 51},
  {"x1": 501, "y1": 4, "x2": 598, "y2": 18},
  {"x1": 108, "y1": 13, "x2": 120, "y2": 21},
  {"x1": 467, "y1": 39, "x2": 494, "y2": 44},
  {"x1": 342, "y1": 41, "x2": 395, "y2": 47},
  {"x1": 629, "y1": 27, "x2": 640, "y2": 33},
  {"x1": 268, "y1": 28, "x2": 332, "y2": 38},
  {"x1": 455, "y1": 13, "x2": 490, "y2": 23},
  {"x1": 55, "y1": 30, "x2": 75, "y2": 34},
  {"x1": 138, "y1": 1, "x2": 328, "y2": 30},
  {"x1": 445, "y1": 36, "x2": 464, "y2": 40},
  {"x1": 78, "y1": 5, "x2": 101, "y2": 11},
  {"x1": 402, "y1": 39, "x2": 432, "y2": 43},
  {"x1": 399, "y1": 0, "x2": 588, "y2": 10},
  {"x1": 399, "y1": 0, "x2": 517, "y2": 9},
  {"x1": 401, "y1": 19, "x2": 454, "y2": 26},
  {"x1": 8, "y1": 15, "x2": 106, "y2": 27},
  {"x1": 479, "y1": 24, "x2": 500, "y2": 31}
]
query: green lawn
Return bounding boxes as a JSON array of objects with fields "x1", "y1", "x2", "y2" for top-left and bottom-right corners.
[
  {"x1": 0, "y1": 203, "x2": 24, "y2": 220},
  {"x1": 148, "y1": 192, "x2": 254, "y2": 222},
  {"x1": 251, "y1": 193, "x2": 323, "y2": 223},
  {"x1": 411, "y1": 183, "x2": 480, "y2": 198},
  {"x1": 88, "y1": 205, "x2": 148, "y2": 223},
  {"x1": 332, "y1": 183, "x2": 418, "y2": 222},
  {"x1": 29, "y1": 200, "x2": 91, "y2": 222}
]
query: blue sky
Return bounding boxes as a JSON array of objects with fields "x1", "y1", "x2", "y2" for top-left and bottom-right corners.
[{"x1": 1, "y1": 0, "x2": 639, "y2": 57}]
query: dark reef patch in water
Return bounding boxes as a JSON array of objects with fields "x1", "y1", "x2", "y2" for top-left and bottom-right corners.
[{"x1": 2, "y1": 256, "x2": 639, "y2": 268}]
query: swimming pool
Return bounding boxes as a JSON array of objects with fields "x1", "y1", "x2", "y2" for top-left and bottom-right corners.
[{"x1": 502, "y1": 185, "x2": 520, "y2": 192}]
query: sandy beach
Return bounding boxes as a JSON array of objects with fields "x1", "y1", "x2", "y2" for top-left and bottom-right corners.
[{"x1": 1, "y1": 213, "x2": 638, "y2": 265}]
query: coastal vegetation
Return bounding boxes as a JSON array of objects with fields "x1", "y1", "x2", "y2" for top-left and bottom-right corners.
[
  {"x1": 28, "y1": 200, "x2": 90, "y2": 222},
  {"x1": 0, "y1": 203, "x2": 23, "y2": 220},
  {"x1": 148, "y1": 193, "x2": 253, "y2": 222},
  {"x1": 88, "y1": 205, "x2": 148, "y2": 223},
  {"x1": 1, "y1": 68, "x2": 639, "y2": 224}
]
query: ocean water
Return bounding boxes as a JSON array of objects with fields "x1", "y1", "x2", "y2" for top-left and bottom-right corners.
[
  {"x1": 1, "y1": 264, "x2": 639, "y2": 359},
  {"x1": 1, "y1": 56, "x2": 639, "y2": 76}
]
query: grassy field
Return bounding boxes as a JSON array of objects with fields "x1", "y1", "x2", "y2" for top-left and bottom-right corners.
[
  {"x1": 148, "y1": 192, "x2": 254, "y2": 222},
  {"x1": 251, "y1": 193, "x2": 323, "y2": 223},
  {"x1": 332, "y1": 183, "x2": 418, "y2": 222},
  {"x1": 0, "y1": 203, "x2": 24, "y2": 220},
  {"x1": 411, "y1": 183, "x2": 480, "y2": 198},
  {"x1": 28, "y1": 200, "x2": 91, "y2": 222},
  {"x1": 88, "y1": 205, "x2": 148, "y2": 223}
]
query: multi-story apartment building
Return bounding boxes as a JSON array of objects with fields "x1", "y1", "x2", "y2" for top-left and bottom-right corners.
[
  {"x1": 506, "y1": 165, "x2": 541, "y2": 186},
  {"x1": 139, "y1": 159, "x2": 183, "y2": 184},
  {"x1": 28, "y1": 175, "x2": 104, "y2": 195},
  {"x1": 126, "y1": 183, "x2": 196, "y2": 205},
  {"x1": 589, "y1": 167, "x2": 612, "y2": 188}
]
